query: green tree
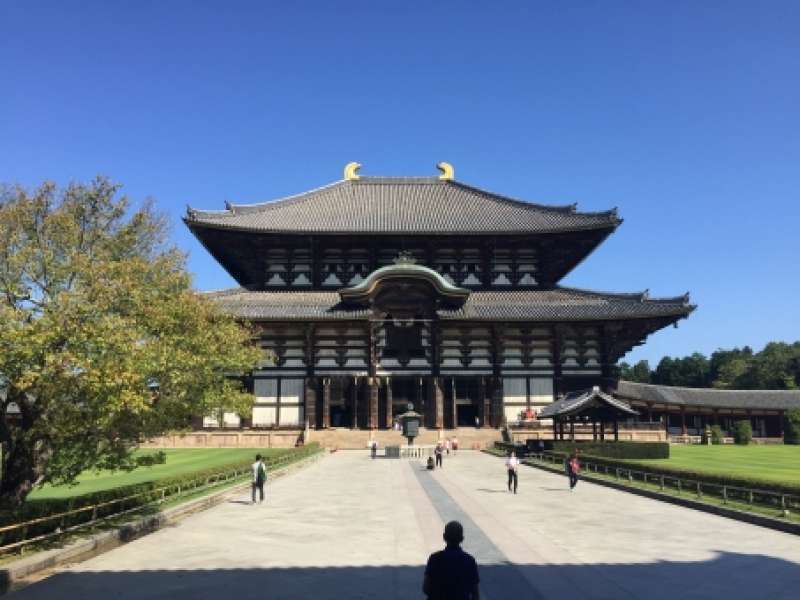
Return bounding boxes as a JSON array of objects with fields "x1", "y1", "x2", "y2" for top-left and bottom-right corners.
[
  {"x1": 0, "y1": 179, "x2": 260, "y2": 507},
  {"x1": 709, "y1": 346, "x2": 753, "y2": 386},
  {"x1": 629, "y1": 360, "x2": 652, "y2": 383},
  {"x1": 653, "y1": 353, "x2": 709, "y2": 387}
]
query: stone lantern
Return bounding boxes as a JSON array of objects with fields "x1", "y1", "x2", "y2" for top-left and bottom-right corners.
[{"x1": 398, "y1": 403, "x2": 423, "y2": 446}]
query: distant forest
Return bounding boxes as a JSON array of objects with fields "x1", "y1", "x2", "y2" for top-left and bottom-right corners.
[{"x1": 617, "y1": 342, "x2": 800, "y2": 390}]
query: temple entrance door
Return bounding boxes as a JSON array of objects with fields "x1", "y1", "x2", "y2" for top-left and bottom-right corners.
[
  {"x1": 329, "y1": 378, "x2": 352, "y2": 428},
  {"x1": 455, "y1": 378, "x2": 480, "y2": 427},
  {"x1": 391, "y1": 377, "x2": 424, "y2": 420}
]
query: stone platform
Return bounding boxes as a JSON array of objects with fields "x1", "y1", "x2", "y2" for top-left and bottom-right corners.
[{"x1": 11, "y1": 451, "x2": 800, "y2": 600}]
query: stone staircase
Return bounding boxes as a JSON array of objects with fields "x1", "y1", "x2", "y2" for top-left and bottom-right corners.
[{"x1": 307, "y1": 427, "x2": 502, "y2": 450}]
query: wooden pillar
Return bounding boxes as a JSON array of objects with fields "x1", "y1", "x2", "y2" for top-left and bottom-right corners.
[
  {"x1": 450, "y1": 377, "x2": 457, "y2": 429},
  {"x1": 680, "y1": 407, "x2": 687, "y2": 435},
  {"x1": 552, "y1": 417, "x2": 558, "y2": 440},
  {"x1": 351, "y1": 376, "x2": 358, "y2": 429},
  {"x1": 569, "y1": 416, "x2": 575, "y2": 441},
  {"x1": 552, "y1": 325, "x2": 564, "y2": 401},
  {"x1": 275, "y1": 379, "x2": 281, "y2": 427},
  {"x1": 434, "y1": 377, "x2": 445, "y2": 429},
  {"x1": 322, "y1": 378, "x2": 331, "y2": 429},
  {"x1": 779, "y1": 410, "x2": 785, "y2": 439},
  {"x1": 647, "y1": 402, "x2": 654, "y2": 423},
  {"x1": 490, "y1": 324, "x2": 504, "y2": 428},
  {"x1": 385, "y1": 377, "x2": 393, "y2": 429},
  {"x1": 613, "y1": 418, "x2": 619, "y2": 441},
  {"x1": 478, "y1": 377, "x2": 487, "y2": 427},
  {"x1": 600, "y1": 420, "x2": 605, "y2": 441},
  {"x1": 304, "y1": 377, "x2": 317, "y2": 430},
  {"x1": 491, "y1": 378, "x2": 504, "y2": 428},
  {"x1": 592, "y1": 421, "x2": 597, "y2": 441},
  {"x1": 369, "y1": 378, "x2": 379, "y2": 429},
  {"x1": 558, "y1": 420, "x2": 565, "y2": 440}
]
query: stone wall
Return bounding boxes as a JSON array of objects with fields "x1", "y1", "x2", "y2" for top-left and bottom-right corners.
[{"x1": 143, "y1": 431, "x2": 303, "y2": 448}]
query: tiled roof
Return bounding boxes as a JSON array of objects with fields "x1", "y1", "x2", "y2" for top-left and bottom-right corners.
[
  {"x1": 538, "y1": 387, "x2": 638, "y2": 418},
  {"x1": 615, "y1": 381, "x2": 800, "y2": 411},
  {"x1": 204, "y1": 287, "x2": 693, "y2": 322},
  {"x1": 185, "y1": 177, "x2": 621, "y2": 234}
]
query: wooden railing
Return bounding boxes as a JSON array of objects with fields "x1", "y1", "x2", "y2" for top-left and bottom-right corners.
[{"x1": 526, "y1": 452, "x2": 799, "y2": 519}]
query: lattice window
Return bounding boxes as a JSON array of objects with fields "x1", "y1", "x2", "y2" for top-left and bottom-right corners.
[{"x1": 265, "y1": 248, "x2": 311, "y2": 287}]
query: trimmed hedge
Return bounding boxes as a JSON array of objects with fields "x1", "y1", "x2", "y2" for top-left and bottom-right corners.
[
  {"x1": 0, "y1": 443, "x2": 322, "y2": 545},
  {"x1": 494, "y1": 440, "x2": 669, "y2": 459},
  {"x1": 710, "y1": 425, "x2": 724, "y2": 445},
  {"x1": 544, "y1": 440, "x2": 669, "y2": 459},
  {"x1": 535, "y1": 451, "x2": 800, "y2": 497},
  {"x1": 784, "y1": 409, "x2": 800, "y2": 445},
  {"x1": 733, "y1": 420, "x2": 752, "y2": 445}
]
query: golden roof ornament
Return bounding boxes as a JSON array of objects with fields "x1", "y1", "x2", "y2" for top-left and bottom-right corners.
[
  {"x1": 436, "y1": 161, "x2": 454, "y2": 180},
  {"x1": 344, "y1": 162, "x2": 361, "y2": 181}
]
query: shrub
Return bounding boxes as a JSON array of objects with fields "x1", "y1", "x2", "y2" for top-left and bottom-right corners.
[
  {"x1": 733, "y1": 420, "x2": 752, "y2": 445},
  {"x1": 135, "y1": 451, "x2": 167, "y2": 467},
  {"x1": 710, "y1": 425, "x2": 724, "y2": 445},
  {"x1": 784, "y1": 409, "x2": 800, "y2": 445}
]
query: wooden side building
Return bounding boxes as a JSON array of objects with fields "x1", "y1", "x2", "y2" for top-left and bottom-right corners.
[{"x1": 185, "y1": 163, "x2": 695, "y2": 430}]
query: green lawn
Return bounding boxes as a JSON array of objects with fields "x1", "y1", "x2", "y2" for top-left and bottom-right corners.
[
  {"x1": 29, "y1": 448, "x2": 289, "y2": 500},
  {"x1": 633, "y1": 445, "x2": 800, "y2": 485}
]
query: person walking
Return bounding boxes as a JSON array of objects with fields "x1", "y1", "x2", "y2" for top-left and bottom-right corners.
[
  {"x1": 370, "y1": 439, "x2": 378, "y2": 459},
  {"x1": 251, "y1": 454, "x2": 267, "y2": 505},
  {"x1": 567, "y1": 449, "x2": 581, "y2": 491},
  {"x1": 505, "y1": 450, "x2": 519, "y2": 494},
  {"x1": 423, "y1": 521, "x2": 480, "y2": 600},
  {"x1": 445, "y1": 438, "x2": 451, "y2": 455},
  {"x1": 452, "y1": 436, "x2": 459, "y2": 454},
  {"x1": 434, "y1": 442, "x2": 443, "y2": 468}
]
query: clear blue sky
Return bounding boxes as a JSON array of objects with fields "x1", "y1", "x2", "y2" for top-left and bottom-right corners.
[{"x1": 2, "y1": 1, "x2": 798, "y2": 365}]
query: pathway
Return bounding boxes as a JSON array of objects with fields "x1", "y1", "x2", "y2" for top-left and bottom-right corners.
[{"x1": 11, "y1": 451, "x2": 800, "y2": 599}]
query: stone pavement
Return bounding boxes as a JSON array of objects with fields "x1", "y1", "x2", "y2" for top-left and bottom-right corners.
[{"x1": 10, "y1": 451, "x2": 800, "y2": 599}]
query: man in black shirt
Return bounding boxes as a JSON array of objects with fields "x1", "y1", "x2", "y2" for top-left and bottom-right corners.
[{"x1": 423, "y1": 521, "x2": 480, "y2": 600}]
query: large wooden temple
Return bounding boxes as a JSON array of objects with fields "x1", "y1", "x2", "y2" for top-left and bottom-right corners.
[{"x1": 185, "y1": 162, "x2": 695, "y2": 431}]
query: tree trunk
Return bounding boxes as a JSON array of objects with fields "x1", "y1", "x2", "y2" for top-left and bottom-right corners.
[
  {"x1": 0, "y1": 437, "x2": 40, "y2": 509},
  {"x1": 0, "y1": 394, "x2": 49, "y2": 509}
]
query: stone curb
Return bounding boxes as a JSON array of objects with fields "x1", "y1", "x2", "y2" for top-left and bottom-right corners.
[
  {"x1": 0, "y1": 450, "x2": 326, "y2": 593},
  {"x1": 519, "y1": 458, "x2": 800, "y2": 536}
]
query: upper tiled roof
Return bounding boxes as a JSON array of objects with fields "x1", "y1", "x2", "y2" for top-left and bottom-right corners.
[
  {"x1": 185, "y1": 177, "x2": 621, "y2": 235},
  {"x1": 204, "y1": 287, "x2": 693, "y2": 322},
  {"x1": 615, "y1": 381, "x2": 800, "y2": 411}
]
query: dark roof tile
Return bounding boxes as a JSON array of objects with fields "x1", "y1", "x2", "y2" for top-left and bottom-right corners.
[
  {"x1": 205, "y1": 287, "x2": 693, "y2": 322},
  {"x1": 186, "y1": 177, "x2": 620, "y2": 234},
  {"x1": 615, "y1": 381, "x2": 800, "y2": 411}
]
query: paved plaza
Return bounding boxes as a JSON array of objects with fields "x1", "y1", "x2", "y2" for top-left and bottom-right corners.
[{"x1": 12, "y1": 451, "x2": 800, "y2": 599}]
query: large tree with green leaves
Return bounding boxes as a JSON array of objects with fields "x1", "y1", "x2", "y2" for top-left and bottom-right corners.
[{"x1": 0, "y1": 178, "x2": 260, "y2": 507}]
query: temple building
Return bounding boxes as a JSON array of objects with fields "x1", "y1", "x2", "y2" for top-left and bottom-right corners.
[{"x1": 184, "y1": 162, "x2": 695, "y2": 431}]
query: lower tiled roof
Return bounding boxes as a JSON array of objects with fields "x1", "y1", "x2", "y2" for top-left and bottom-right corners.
[
  {"x1": 615, "y1": 381, "x2": 800, "y2": 411},
  {"x1": 538, "y1": 387, "x2": 638, "y2": 418},
  {"x1": 204, "y1": 287, "x2": 693, "y2": 322}
]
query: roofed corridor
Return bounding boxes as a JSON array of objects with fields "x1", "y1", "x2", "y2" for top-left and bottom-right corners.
[{"x1": 13, "y1": 451, "x2": 800, "y2": 600}]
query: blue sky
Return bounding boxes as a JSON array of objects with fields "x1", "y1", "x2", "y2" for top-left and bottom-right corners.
[{"x1": 2, "y1": 1, "x2": 798, "y2": 364}]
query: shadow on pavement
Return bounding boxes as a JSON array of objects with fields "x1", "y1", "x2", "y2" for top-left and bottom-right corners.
[{"x1": 7, "y1": 551, "x2": 800, "y2": 600}]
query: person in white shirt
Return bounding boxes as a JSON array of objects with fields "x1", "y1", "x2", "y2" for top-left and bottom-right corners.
[
  {"x1": 505, "y1": 451, "x2": 519, "y2": 494},
  {"x1": 251, "y1": 454, "x2": 267, "y2": 504}
]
